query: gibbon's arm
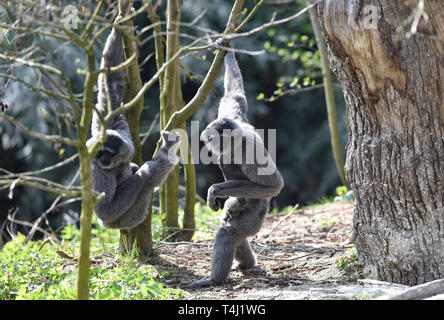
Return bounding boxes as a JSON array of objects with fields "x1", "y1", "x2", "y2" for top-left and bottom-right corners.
[
  {"x1": 207, "y1": 164, "x2": 284, "y2": 210},
  {"x1": 97, "y1": 25, "x2": 125, "y2": 113},
  {"x1": 207, "y1": 179, "x2": 283, "y2": 211},
  {"x1": 217, "y1": 46, "x2": 248, "y2": 122},
  {"x1": 223, "y1": 49, "x2": 245, "y2": 95},
  {"x1": 92, "y1": 20, "x2": 125, "y2": 136}
]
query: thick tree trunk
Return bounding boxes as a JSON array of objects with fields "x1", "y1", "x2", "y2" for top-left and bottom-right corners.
[{"x1": 320, "y1": 0, "x2": 444, "y2": 285}]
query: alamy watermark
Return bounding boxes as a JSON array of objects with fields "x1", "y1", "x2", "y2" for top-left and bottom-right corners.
[{"x1": 164, "y1": 121, "x2": 278, "y2": 176}]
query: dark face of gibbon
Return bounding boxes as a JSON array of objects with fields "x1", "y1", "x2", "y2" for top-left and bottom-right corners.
[
  {"x1": 200, "y1": 118, "x2": 243, "y2": 157},
  {"x1": 95, "y1": 134, "x2": 126, "y2": 170}
]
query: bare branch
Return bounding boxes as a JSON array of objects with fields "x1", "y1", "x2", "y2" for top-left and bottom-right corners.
[
  {"x1": 0, "y1": 177, "x2": 81, "y2": 198},
  {"x1": 225, "y1": 0, "x2": 321, "y2": 40},
  {"x1": 0, "y1": 72, "x2": 73, "y2": 101},
  {"x1": 0, "y1": 113, "x2": 78, "y2": 146},
  {"x1": 25, "y1": 169, "x2": 80, "y2": 243},
  {"x1": 0, "y1": 52, "x2": 62, "y2": 76},
  {"x1": 141, "y1": 112, "x2": 160, "y2": 146},
  {"x1": 0, "y1": 153, "x2": 79, "y2": 179},
  {"x1": 234, "y1": 0, "x2": 266, "y2": 32}
]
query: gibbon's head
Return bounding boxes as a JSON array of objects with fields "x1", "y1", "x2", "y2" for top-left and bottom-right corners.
[
  {"x1": 223, "y1": 197, "x2": 246, "y2": 216},
  {"x1": 200, "y1": 118, "x2": 243, "y2": 157},
  {"x1": 156, "y1": 130, "x2": 181, "y2": 165},
  {"x1": 94, "y1": 130, "x2": 134, "y2": 169}
]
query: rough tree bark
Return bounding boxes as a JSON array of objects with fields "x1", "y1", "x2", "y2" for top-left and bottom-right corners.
[{"x1": 319, "y1": 0, "x2": 444, "y2": 285}]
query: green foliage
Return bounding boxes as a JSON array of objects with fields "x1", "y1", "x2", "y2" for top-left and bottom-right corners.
[
  {"x1": 334, "y1": 186, "x2": 355, "y2": 202},
  {"x1": 309, "y1": 186, "x2": 354, "y2": 207},
  {"x1": 336, "y1": 247, "x2": 359, "y2": 272},
  {"x1": 258, "y1": 26, "x2": 321, "y2": 102},
  {"x1": 0, "y1": 203, "x2": 225, "y2": 300},
  {"x1": 0, "y1": 218, "x2": 185, "y2": 300}
]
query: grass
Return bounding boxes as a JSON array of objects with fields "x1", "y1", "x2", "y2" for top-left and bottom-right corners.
[
  {"x1": 336, "y1": 247, "x2": 359, "y2": 272},
  {"x1": 1, "y1": 186, "x2": 355, "y2": 300},
  {"x1": 0, "y1": 202, "x2": 223, "y2": 300}
]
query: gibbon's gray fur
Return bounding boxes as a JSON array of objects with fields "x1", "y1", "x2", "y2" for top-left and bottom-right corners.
[
  {"x1": 189, "y1": 42, "x2": 284, "y2": 287},
  {"x1": 87, "y1": 19, "x2": 180, "y2": 229}
]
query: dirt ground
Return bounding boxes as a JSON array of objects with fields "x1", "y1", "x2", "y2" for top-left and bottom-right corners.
[{"x1": 145, "y1": 201, "x2": 408, "y2": 300}]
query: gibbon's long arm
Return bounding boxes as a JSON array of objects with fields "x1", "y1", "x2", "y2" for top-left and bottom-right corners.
[
  {"x1": 91, "y1": 23, "x2": 126, "y2": 136},
  {"x1": 223, "y1": 49, "x2": 245, "y2": 95},
  {"x1": 217, "y1": 48, "x2": 248, "y2": 122},
  {"x1": 207, "y1": 171, "x2": 284, "y2": 211}
]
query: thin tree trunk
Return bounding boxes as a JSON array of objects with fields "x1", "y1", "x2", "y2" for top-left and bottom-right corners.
[
  {"x1": 76, "y1": 48, "x2": 99, "y2": 300},
  {"x1": 77, "y1": 150, "x2": 94, "y2": 299},
  {"x1": 119, "y1": 2, "x2": 152, "y2": 256},
  {"x1": 162, "y1": 0, "x2": 182, "y2": 233},
  {"x1": 307, "y1": 0, "x2": 348, "y2": 188},
  {"x1": 180, "y1": 121, "x2": 196, "y2": 241},
  {"x1": 320, "y1": 0, "x2": 444, "y2": 285},
  {"x1": 146, "y1": 0, "x2": 167, "y2": 218}
]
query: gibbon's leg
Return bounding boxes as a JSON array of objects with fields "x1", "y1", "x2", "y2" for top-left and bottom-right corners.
[
  {"x1": 94, "y1": 173, "x2": 147, "y2": 223},
  {"x1": 189, "y1": 226, "x2": 244, "y2": 288},
  {"x1": 235, "y1": 239, "x2": 256, "y2": 269}
]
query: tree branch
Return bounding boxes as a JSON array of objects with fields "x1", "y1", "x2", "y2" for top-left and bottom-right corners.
[{"x1": 0, "y1": 113, "x2": 78, "y2": 146}]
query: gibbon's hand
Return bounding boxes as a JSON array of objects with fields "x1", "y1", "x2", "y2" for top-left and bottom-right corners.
[
  {"x1": 207, "y1": 184, "x2": 222, "y2": 211},
  {"x1": 215, "y1": 38, "x2": 231, "y2": 51}
]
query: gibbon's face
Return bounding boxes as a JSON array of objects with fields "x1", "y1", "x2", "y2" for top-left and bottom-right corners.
[
  {"x1": 223, "y1": 197, "x2": 245, "y2": 216},
  {"x1": 95, "y1": 134, "x2": 125, "y2": 169},
  {"x1": 201, "y1": 118, "x2": 243, "y2": 157}
]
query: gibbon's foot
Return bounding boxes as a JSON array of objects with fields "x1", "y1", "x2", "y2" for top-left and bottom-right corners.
[
  {"x1": 215, "y1": 38, "x2": 231, "y2": 51},
  {"x1": 188, "y1": 276, "x2": 222, "y2": 288},
  {"x1": 236, "y1": 262, "x2": 257, "y2": 270}
]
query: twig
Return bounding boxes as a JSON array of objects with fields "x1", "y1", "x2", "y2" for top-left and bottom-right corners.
[
  {"x1": 0, "y1": 113, "x2": 78, "y2": 146},
  {"x1": 234, "y1": 0, "x2": 266, "y2": 33},
  {"x1": 225, "y1": 0, "x2": 321, "y2": 40},
  {"x1": 0, "y1": 72, "x2": 72, "y2": 101},
  {"x1": 0, "y1": 52, "x2": 62, "y2": 76},
  {"x1": 257, "y1": 250, "x2": 321, "y2": 261},
  {"x1": 262, "y1": 204, "x2": 299, "y2": 238},
  {"x1": 153, "y1": 240, "x2": 210, "y2": 249},
  {"x1": 25, "y1": 170, "x2": 80, "y2": 242},
  {"x1": 140, "y1": 113, "x2": 160, "y2": 146},
  {"x1": 0, "y1": 153, "x2": 79, "y2": 179},
  {"x1": 6, "y1": 211, "x2": 59, "y2": 243}
]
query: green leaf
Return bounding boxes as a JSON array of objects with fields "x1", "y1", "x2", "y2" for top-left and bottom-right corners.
[{"x1": 300, "y1": 35, "x2": 309, "y2": 42}]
